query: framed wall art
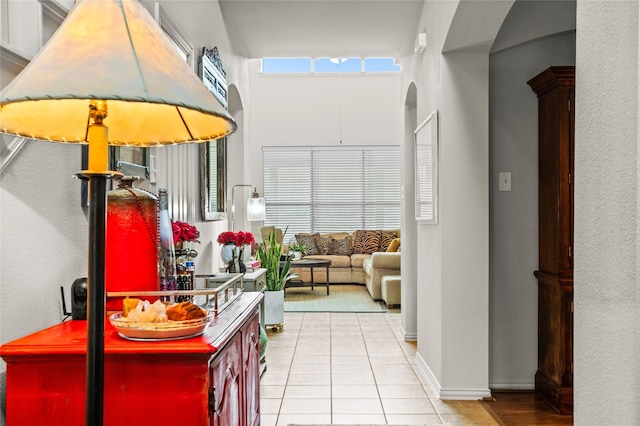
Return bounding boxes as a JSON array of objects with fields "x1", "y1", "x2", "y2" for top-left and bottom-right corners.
[{"x1": 414, "y1": 110, "x2": 438, "y2": 224}]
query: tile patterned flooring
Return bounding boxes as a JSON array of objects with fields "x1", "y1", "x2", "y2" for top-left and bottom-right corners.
[{"x1": 260, "y1": 312, "x2": 499, "y2": 425}]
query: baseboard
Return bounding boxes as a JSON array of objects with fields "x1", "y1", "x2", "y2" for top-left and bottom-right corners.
[
  {"x1": 439, "y1": 388, "x2": 492, "y2": 400},
  {"x1": 399, "y1": 324, "x2": 417, "y2": 341},
  {"x1": 415, "y1": 352, "x2": 492, "y2": 400},
  {"x1": 490, "y1": 381, "x2": 535, "y2": 391}
]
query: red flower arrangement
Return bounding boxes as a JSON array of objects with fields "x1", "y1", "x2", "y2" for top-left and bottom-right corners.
[
  {"x1": 172, "y1": 220, "x2": 200, "y2": 243},
  {"x1": 217, "y1": 231, "x2": 255, "y2": 246}
]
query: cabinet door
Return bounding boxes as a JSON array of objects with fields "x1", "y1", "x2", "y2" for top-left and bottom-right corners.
[
  {"x1": 243, "y1": 313, "x2": 261, "y2": 426},
  {"x1": 210, "y1": 334, "x2": 243, "y2": 426}
]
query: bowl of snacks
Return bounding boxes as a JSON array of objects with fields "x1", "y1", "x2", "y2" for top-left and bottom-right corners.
[{"x1": 110, "y1": 298, "x2": 214, "y2": 341}]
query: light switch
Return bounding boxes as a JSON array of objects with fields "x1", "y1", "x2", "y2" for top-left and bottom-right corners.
[{"x1": 499, "y1": 172, "x2": 511, "y2": 192}]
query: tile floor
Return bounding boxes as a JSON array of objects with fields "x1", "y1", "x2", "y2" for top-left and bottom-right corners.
[{"x1": 260, "y1": 311, "x2": 498, "y2": 426}]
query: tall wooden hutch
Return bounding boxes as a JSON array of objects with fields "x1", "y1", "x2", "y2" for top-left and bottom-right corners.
[{"x1": 528, "y1": 66, "x2": 574, "y2": 414}]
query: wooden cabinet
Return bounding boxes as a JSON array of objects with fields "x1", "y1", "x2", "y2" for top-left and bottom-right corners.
[
  {"x1": 528, "y1": 66, "x2": 574, "y2": 414},
  {"x1": 0, "y1": 292, "x2": 263, "y2": 426}
]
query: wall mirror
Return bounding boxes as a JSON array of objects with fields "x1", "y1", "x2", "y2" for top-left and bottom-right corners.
[
  {"x1": 200, "y1": 47, "x2": 228, "y2": 220},
  {"x1": 415, "y1": 110, "x2": 438, "y2": 224},
  {"x1": 200, "y1": 139, "x2": 226, "y2": 220}
]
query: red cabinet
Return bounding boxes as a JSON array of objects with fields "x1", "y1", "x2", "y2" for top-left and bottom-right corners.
[
  {"x1": 0, "y1": 292, "x2": 263, "y2": 426},
  {"x1": 242, "y1": 313, "x2": 261, "y2": 426}
]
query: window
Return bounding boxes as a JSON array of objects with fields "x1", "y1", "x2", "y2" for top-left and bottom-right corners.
[
  {"x1": 364, "y1": 58, "x2": 400, "y2": 72},
  {"x1": 262, "y1": 58, "x2": 311, "y2": 73},
  {"x1": 261, "y1": 57, "x2": 400, "y2": 73},
  {"x1": 263, "y1": 146, "x2": 400, "y2": 237},
  {"x1": 314, "y1": 57, "x2": 361, "y2": 73}
]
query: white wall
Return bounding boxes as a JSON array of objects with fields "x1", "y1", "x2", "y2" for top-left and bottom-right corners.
[
  {"x1": 248, "y1": 71, "x2": 401, "y2": 147},
  {"x1": 489, "y1": 11, "x2": 576, "y2": 388},
  {"x1": 401, "y1": 0, "x2": 513, "y2": 399},
  {"x1": 574, "y1": 0, "x2": 639, "y2": 424},
  {"x1": 244, "y1": 64, "x2": 403, "y2": 224},
  {"x1": 0, "y1": 0, "x2": 249, "y2": 370}
]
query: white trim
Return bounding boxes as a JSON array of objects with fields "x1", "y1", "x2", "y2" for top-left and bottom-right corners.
[
  {"x1": 154, "y1": 2, "x2": 195, "y2": 72},
  {"x1": 415, "y1": 351, "x2": 492, "y2": 400},
  {"x1": 0, "y1": 43, "x2": 31, "y2": 66},
  {"x1": 0, "y1": 137, "x2": 28, "y2": 174},
  {"x1": 400, "y1": 325, "x2": 417, "y2": 341},
  {"x1": 414, "y1": 351, "x2": 442, "y2": 395},
  {"x1": 440, "y1": 388, "x2": 492, "y2": 400},
  {"x1": 489, "y1": 381, "x2": 535, "y2": 391},
  {"x1": 40, "y1": 0, "x2": 68, "y2": 24}
]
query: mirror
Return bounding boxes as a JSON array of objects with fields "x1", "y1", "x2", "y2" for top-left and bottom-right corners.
[
  {"x1": 199, "y1": 46, "x2": 229, "y2": 221},
  {"x1": 200, "y1": 138, "x2": 226, "y2": 220}
]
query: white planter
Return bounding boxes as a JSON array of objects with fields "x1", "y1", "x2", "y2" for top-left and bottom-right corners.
[{"x1": 264, "y1": 290, "x2": 285, "y2": 326}]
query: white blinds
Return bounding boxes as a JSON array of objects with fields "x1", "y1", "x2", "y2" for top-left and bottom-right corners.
[{"x1": 263, "y1": 146, "x2": 400, "y2": 238}]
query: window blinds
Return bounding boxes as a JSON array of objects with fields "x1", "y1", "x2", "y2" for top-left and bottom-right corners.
[{"x1": 263, "y1": 146, "x2": 400, "y2": 238}]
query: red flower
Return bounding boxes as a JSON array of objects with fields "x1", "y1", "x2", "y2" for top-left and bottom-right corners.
[
  {"x1": 217, "y1": 231, "x2": 237, "y2": 245},
  {"x1": 171, "y1": 220, "x2": 200, "y2": 243},
  {"x1": 216, "y1": 231, "x2": 255, "y2": 246}
]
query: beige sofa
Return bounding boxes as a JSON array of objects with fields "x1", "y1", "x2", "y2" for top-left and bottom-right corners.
[
  {"x1": 290, "y1": 229, "x2": 400, "y2": 299},
  {"x1": 362, "y1": 252, "x2": 401, "y2": 300}
]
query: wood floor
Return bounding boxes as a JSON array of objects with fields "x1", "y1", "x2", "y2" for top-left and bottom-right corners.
[{"x1": 481, "y1": 391, "x2": 574, "y2": 425}]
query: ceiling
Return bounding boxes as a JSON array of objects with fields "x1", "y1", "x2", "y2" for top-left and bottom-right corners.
[{"x1": 219, "y1": 0, "x2": 424, "y2": 59}]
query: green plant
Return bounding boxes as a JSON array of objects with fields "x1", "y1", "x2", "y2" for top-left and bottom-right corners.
[
  {"x1": 257, "y1": 227, "x2": 294, "y2": 291},
  {"x1": 290, "y1": 243, "x2": 307, "y2": 254}
]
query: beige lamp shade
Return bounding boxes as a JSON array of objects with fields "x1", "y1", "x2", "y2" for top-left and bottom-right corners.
[{"x1": 0, "y1": 0, "x2": 236, "y2": 146}]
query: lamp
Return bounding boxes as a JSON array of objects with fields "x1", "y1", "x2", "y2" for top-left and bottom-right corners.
[
  {"x1": 0, "y1": 1, "x2": 236, "y2": 425},
  {"x1": 231, "y1": 184, "x2": 266, "y2": 231}
]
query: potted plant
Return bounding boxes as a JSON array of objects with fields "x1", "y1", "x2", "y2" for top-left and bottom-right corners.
[
  {"x1": 257, "y1": 227, "x2": 296, "y2": 325},
  {"x1": 290, "y1": 243, "x2": 307, "y2": 260}
]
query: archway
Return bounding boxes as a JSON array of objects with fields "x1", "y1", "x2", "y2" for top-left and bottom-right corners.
[{"x1": 402, "y1": 81, "x2": 418, "y2": 340}]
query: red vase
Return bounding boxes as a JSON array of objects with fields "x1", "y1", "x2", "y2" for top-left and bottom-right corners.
[{"x1": 105, "y1": 178, "x2": 159, "y2": 312}]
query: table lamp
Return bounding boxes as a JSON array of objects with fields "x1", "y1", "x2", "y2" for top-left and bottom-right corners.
[{"x1": 0, "y1": 1, "x2": 236, "y2": 425}]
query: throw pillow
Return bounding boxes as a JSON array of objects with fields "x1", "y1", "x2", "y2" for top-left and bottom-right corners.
[
  {"x1": 331, "y1": 235, "x2": 352, "y2": 256},
  {"x1": 351, "y1": 229, "x2": 380, "y2": 254},
  {"x1": 296, "y1": 233, "x2": 320, "y2": 255},
  {"x1": 379, "y1": 230, "x2": 399, "y2": 252},
  {"x1": 387, "y1": 238, "x2": 401, "y2": 252},
  {"x1": 315, "y1": 235, "x2": 331, "y2": 255}
]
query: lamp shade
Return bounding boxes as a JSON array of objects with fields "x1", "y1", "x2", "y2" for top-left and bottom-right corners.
[
  {"x1": 247, "y1": 195, "x2": 266, "y2": 221},
  {"x1": 0, "y1": 0, "x2": 236, "y2": 145}
]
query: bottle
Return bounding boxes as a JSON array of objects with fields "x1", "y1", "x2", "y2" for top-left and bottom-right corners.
[
  {"x1": 185, "y1": 261, "x2": 195, "y2": 300},
  {"x1": 158, "y1": 188, "x2": 177, "y2": 295},
  {"x1": 176, "y1": 261, "x2": 189, "y2": 302}
]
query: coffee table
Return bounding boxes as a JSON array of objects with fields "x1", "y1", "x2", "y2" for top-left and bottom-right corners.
[{"x1": 286, "y1": 258, "x2": 332, "y2": 295}]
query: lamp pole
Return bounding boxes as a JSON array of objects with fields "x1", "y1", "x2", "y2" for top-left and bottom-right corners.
[{"x1": 231, "y1": 184, "x2": 256, "y2": 231}]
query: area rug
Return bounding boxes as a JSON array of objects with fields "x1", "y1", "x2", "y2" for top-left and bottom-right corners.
[{"x1": 284, "y1": 284, "x2": 386, "y2": 313}]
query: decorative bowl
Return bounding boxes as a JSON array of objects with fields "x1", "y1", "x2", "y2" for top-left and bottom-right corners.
[{"x1": 109, "y1": 311, "x2": 214, "y2": 341}]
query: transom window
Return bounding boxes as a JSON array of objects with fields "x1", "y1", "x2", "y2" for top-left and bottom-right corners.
[
  {"x1": 262, "y1": 57, "x2": 400, "y2": 73},
  {"x1": 262, "y1": 146, "x2": 401, "y2": 239}
]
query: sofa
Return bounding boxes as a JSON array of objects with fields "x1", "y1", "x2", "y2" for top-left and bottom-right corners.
[
  {"x1": 362, "y1": 251, "x2": 401, "y2": 301},
  {"x1": 290, "y1": 229, "x2": 400, "y2": 300}
]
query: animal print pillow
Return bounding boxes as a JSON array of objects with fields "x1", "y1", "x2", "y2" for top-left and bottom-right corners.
[
  {"x1": 378, "y1": 230, "x2": 399, "y2": 252},
  {"x1": 351, "y1": 230, "x2": 380, "y2": 254},
  {"x1": 315, "y1": 236, "x2": 332, "y2": 255},
  {"x1": 295, "y1": 233, "x2": 320, "y2": 255},
  {"x1": 330, "y1": 236, "x2": 352, "y2": 256}
]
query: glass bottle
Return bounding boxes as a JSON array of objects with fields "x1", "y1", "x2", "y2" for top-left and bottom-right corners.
[
  {"x1": 158, "y1": 188, "x2": 177, "y2": 294},
  {"x1": 185, "y1": 261, "x2": 195, "y2": 301}
]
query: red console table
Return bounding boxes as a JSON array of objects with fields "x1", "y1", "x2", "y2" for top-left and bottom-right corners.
[{"x1": 0, "y1": 292, "x2": 263, "y2": 426}]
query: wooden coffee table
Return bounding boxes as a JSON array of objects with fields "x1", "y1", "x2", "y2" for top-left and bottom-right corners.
[{"x1": 286, "y1": 258, "x2": 331, "y2": 295}]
